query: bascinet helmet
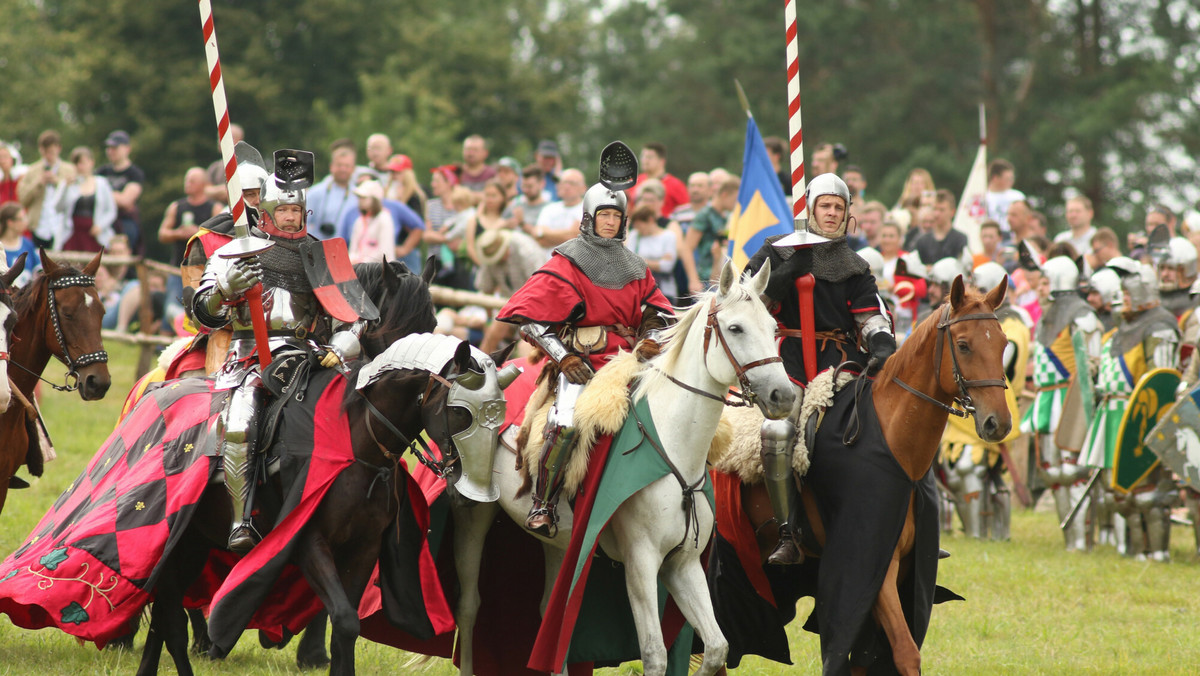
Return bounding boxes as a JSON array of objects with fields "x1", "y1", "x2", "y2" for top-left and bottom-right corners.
[
  {"x1": 579, "y1": 140, "x2": 637, "y2": 242},
  {"x1": 972, "y1": 261, "x2": 1008, "y2": 295},
  {"x1": 804, "y1": 173, "x2": 852, "y2": 238},
  {"x1": 929, "y1": 257, "x2": 967, "y2": 289},
  {"x1": 857, "y1": 247, "x2": 884, "y2": 280},
  {"x1": 1089, "y1": 267, "x2": 1123, "y2": 310},
  {"x1": 1107, "y1": 255, "x2": 1159, "y2": 313},
  {"x1": 259, "y1": 149, "x2": 315, "y2": 240},
  {"x1": 1042, "y1": 256, "x2": 1080, "y2": 294},
  {"x1": 1160, "y1": 236, "x2": 1199, "y2": 291}
]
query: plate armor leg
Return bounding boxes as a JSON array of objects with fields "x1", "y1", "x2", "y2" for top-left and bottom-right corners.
[
  {"x1": 526, "y1": 375, "x2": 583, "y2": 537},
  {"x1": 1145, "y1": 473, "x2": 1177, "y2": 562},
  {"x1": 987, "y1": 468, "x2": 1011, "y2": 541},
  {"x1": 218, "y1": 375, "x2": 265, "y2": 553},
  {"x1": 1093, "y1": 478, "x2": 1116, "y2": 547},
  {"x1": 1064, "y1": 479, "x2": 1091, "y2": 552},
  {"x1": 948, "y1": 447, "x2": 986, "y2": 539},
  {"x1": 761, "y1": 417, "x2": 803, "y2": 565}
]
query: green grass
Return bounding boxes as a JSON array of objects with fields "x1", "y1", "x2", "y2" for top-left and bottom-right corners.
[{"x1": 1, "y1": 343, "x2": 1198, "y2": 673}]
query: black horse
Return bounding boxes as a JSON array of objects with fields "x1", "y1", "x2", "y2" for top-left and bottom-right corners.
[{"x1": 134, "y1": 259, "x2": 505, "y2": 675}]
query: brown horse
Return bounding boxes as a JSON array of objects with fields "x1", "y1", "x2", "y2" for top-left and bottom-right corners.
[
  {"x1": 0, "y1": 249, "x2": 110, "y2": 513},
  {"x1": 726, "y1": 275, "x2": 1011, "y2": 675}
]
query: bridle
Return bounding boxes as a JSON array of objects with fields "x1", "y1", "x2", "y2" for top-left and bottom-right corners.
[
  {"x1": 892, "y1": 302, "x2": 1007, "y2": 418},
  {"x1": 653, "y1": 297, "x2": 782, "y2": 408},
  {"x1": 9, "y1": 274, "x2": 109, "y2": 392}
]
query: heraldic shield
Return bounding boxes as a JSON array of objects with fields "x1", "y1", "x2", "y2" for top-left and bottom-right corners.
[
  {"x1": 1145, "y1": 380, "x2": 1200, "y2": 491},
  {"x1": 300, "y1": 238, "x2": 380, "y2": 322},
  {"x1": 1112, "y1": 367, "x2": 1180, "y2": 493}
]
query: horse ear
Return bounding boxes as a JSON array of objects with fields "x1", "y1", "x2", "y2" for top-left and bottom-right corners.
[
  {"x1": 421, "y1": 256, "x2": 440, "y2": 286},
  {"x1": 717, "y1": 260, "x2": 735, "y2": 298},
  {"x1": 0, "y1": 253, "x2": 27, "y2": 287},
  {"x1": 83, "y1": 249, "x2": 104, "y2": 277},
  {"x1": 39, "y1": 248, "x2": 60, "y2": 276},
  {"x1": 949, "y1": 275, "x2": 965, "y2": 309},
  {"x1": 383, "y1": 258, "x2": 401, "y2": 286},
  {"x1": 985, "y1": 274, "x2": 1008, "y2": 311},
  {"x1": 490, "y1": 340, "x2": 516, "y2": 367},
  {"x1": 748, "y1": 259, "x2": 770, "y2": 296}
]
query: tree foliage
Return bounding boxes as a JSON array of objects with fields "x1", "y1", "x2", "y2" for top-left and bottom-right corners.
[{"x1": 1, "y1": 0, "x2": 1196, "y2": 259}]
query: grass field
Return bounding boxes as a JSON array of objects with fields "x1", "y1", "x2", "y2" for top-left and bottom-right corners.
[{"x1": 1, "y1": 343, "x2": 1198, "y2": 674}]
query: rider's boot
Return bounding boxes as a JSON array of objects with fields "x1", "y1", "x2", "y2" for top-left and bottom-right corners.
[
  {"x1": 761, "y1": 418, "x2": 803, "y2": 565},
  {"x1": 526, "y1": 423, "x2": 577, "y2": 537}
]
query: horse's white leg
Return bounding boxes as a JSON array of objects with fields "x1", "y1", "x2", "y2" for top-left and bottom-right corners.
[
  {"x1": 619, "y1": 541, "x2": 669, "y2": 676},
  {"x1": 540, "y1": 542, "x2": 566, "y2": 616},
  {"x1": 451, "y1": 497, "x2": 500, "y2": 676},
  {"x1": 660, "y1": 553, "x2": 727, "y2": 676}
]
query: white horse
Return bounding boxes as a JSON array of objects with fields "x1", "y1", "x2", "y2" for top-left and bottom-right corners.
[{"x1": 450, "y1": 261, "x2": 795, "y2": 676}]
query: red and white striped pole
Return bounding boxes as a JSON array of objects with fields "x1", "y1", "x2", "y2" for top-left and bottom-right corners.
[
  {"x1": 197, "y1": 0, "x2": 272, "y2": 366},
  {"x1": 785, "y1": 0, "x2": 806, "y2": 225},
  {"x1": 198, "y1": 0, "x2": 247, "y2": 234}
]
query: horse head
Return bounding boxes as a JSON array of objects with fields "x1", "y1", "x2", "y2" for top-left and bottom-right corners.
[
  {"x1": 672, "y1": 260, "x2": 794, "y2": 419},
  {"x1": 0, "y1": 252, "x2": 26, "y2": 412},
  {"x1": 942, "y1": 274, "x2": 1012, "y2": 442},
  {"x1": 35, "y1": 250, "x2": 111, "y2": 400}
]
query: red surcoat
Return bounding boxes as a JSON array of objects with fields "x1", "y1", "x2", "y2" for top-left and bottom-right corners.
[{"x1": 498, "y1": 252, "x2": 672, "y2": 370}]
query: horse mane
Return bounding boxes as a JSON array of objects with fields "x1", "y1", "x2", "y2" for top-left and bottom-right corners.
[
  {"x1": 875, "y1": 288, "x2": 990, "y2": 386},
  {"x1": 353, "y1": 260, "x2": 437, "y2": 358},
  {"x1": 634, "y1": 283, "x2": 757, "y2": 403}
]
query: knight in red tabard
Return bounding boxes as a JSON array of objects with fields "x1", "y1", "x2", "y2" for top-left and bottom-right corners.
[
  {"x1": 498, "y1": 141, "x2": 673, "y2": 536},
  {"x1": 744, "y1": 173, "x2": 897, "y2": 565}
]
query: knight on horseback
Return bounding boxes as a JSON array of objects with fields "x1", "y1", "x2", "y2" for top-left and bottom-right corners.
[
  {"x1": 497, "y1": 141, "x2": 674, "y2": 537},
  {"x1": 745, "y1": 173, "x2": 897, "y2": 565},
  {"x1": 190, "y1": 149, "x2": 374, "y2": 552}
]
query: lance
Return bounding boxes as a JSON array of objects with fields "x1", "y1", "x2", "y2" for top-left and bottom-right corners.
[
  {"x1": 198, "y1": 0, "x2": 272, "y2": 367},
  {"x1": 784, "y1": 0, "x2": 806, "y2": 225}
]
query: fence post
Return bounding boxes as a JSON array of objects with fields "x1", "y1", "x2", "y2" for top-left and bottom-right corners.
[{"x1": 134, "y1": 258, "x2": 157, "y2": 377}]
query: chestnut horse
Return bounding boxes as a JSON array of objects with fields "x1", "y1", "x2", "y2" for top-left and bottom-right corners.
[
  {"x1": 727, "y1": 276, "x2": 1010, "y2": 675},
  {"x1": 0, "y1": 250, "x2": 110, "y2": 513}
]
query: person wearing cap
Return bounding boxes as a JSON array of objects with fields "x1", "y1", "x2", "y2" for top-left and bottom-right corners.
[
  {"x1": 383, "y1": 154, "x2": 426, "y2": 217},
  {"x1": 744, "y1": 172, "x2": 897, "y2": 565},
  {"x1": 535, "y1": 139, "x2": 562, "y2": 201},
  {"x1": 474, "y1": 227, "x2": 543, "y2": 352},
  {"x1": 495, "y1": 156, "x2": 522, "y2": 201},
  {"x1": 348, "y1": 180, "x2": 396, "y2": 265},
  {"x1": 460, "y1": 134, "x2": 497, "y2": 192},
  {"x1": 1080, "y1": 257, "x2": 1179, "y2": 560},
  {"x1": 17, "y1": 130, "x2": 77, "y2": 250},
  {"x1": 498, "y1": 141, "x2": 673, "y2": 536},
  {"x1": 97, "y1": 129, "x2": 146, "y2": 253}
]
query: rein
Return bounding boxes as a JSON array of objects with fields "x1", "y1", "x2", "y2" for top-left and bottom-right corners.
[
  {"x1": 665, "y1": 296, "x2": 781, "y2": 408},
  {"x1": 11, "y1": 274, "x2": 109, "y2": 392},
  {"x1": 357, "y1": 370, "x2": 458, "y2": 479},
  {"x1": 627, "y1": 403, "x2": 706, "y2": 560},
  {"x1": 892, "y1": 303, "x2": 1007, "y2": 418}
]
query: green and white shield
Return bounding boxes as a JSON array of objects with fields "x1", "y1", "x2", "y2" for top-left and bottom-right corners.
[
  {"x1": 1112, "y1": 368, "x2": 1180, "y2": 493},
  {"x1": 1145, "y1": 381, "x2": 1200, "y2": 490}
]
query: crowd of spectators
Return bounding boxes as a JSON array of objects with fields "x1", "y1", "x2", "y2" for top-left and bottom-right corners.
[{"x1": 1, "y1": 128, "x2": 1195, "y2": 349}]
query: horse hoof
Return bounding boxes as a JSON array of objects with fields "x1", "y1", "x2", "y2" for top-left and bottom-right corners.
[{"x1": 297, "y1": 651, "x2": 331, "y2": 669}]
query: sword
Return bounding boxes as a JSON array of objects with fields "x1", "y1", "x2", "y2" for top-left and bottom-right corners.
[
  {"x1": 198, "y1": 0, "x2": 272, "y2": 368},
  {"x1": 1060, "y1": 468, "x2": 1101, "y2": 531}
]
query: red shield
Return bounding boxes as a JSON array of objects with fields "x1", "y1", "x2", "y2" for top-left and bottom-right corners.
[{"x1": 300, "y1": 239, "x2": 380, "y2": 322}]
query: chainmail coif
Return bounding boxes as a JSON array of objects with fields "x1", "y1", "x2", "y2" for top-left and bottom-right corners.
[
  {"x1": 257, "y1": 236, "x2": 312, "y2": 296},
  {"x1": 555, "y1": 221, "x2": 647, "y2": 290}
]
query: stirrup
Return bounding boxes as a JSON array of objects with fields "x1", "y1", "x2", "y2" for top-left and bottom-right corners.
[
  {"x1": 228, "y1": 522, "x2": 261, "y2": 554},
  {"x1": 525, "y1": 503, "x2": 558, "y2": 538},
  {"x1": 767, "y1": 524, "x2": 804, "y2": 565}
]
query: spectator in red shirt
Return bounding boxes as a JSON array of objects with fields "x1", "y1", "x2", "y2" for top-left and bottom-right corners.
[
  {"x1": 630, "y1": 142, "x2": 688, "y2": 218},
  {"x1": 0, "y1": 144, "x2": 20, "y2": 205}
]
